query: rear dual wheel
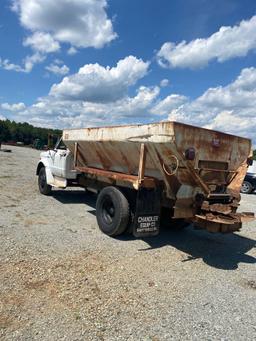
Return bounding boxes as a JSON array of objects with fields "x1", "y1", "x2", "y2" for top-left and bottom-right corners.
[
  {"x1": 96, "y1": 187, "x2": 189, "y2": 237},
  {"x1": 96, "y1": 186, "x2": 130, "y2": 236}
]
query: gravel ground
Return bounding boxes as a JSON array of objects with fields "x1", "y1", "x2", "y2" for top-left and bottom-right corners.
[{"x1": 0, "y1": 145, "x2": 255, "y2": 341}]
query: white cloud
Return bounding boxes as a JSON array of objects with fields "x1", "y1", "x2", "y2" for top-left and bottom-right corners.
[
  {"x1": 23, "y1": 52, "x2": 46, "y2": 72},
  {"x1": 151, "y1": 94, "x2": 187, "y2": 116},
  {"x1": 14, "y1": 86, "x2": 159, "y2": 129},
  {"x1": 50, "y1": 56, "x2": 150, "y2": 102},
  {"x1": 1, "y1": 102, "x2": 26, "y2": 111},
  {"x1": 205, "y1": 110, "x2": 255, "y2": 132},
  {"x1": 5, "y1": 1, "x2": 116, "y2": 73},
  {"x1": 0, "y1": 114, "x2": 6, "y2": 120},
  {"x1": 0, "y1": 53, "x2": 45, "y2": 73},
  {"x1": 167, "y1": 67, "x2": 256, "y2": 141},
  {"x1": 45, "y1": 63, "x2": 70, "y2": 76},
  {"x1": 6, "y1": 57, "x2": 156, "y2": 128},
  {"x1": 5, "y1": 57, "x2": 256, "y2": 145},
  {"x1": 157, "y1": 15, "x2": 256, "y2": 69},
  {"x1": 12, "y1": 0, "x2": 117, "y2": 49},
  {"x1": 160, "y1": 79, "x2": 169, "y2": 87},
  {"x1": 23, "y1": 32, "x2": 60, "y2": 53},
  {"x1": 67, "y1": 47, "x2": 78, "y2": 55},
  {"x1": 0, "y1": 58, "x2": 24, "y2": 72}
]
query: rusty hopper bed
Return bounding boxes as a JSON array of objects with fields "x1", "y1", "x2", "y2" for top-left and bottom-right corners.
[{"x1": 63, "y1": 121, "x2": 254, "y2": 233}]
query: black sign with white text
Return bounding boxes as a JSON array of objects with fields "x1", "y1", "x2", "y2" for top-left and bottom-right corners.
[
  {"x1": 132, "y1": 187, "x2": 161, "y2": 237},
  {"x1": 134, "y1": 214, "x2": 160, "y2": 237}
]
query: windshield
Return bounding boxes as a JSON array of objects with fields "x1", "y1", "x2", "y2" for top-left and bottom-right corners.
[{"x1": 55, "y1": 138, "x2": 67, "y2": 150}]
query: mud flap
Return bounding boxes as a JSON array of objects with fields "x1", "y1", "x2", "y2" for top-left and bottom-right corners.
[{"x1": 132, "y1": 188, "x2": 161, "y2": 237}]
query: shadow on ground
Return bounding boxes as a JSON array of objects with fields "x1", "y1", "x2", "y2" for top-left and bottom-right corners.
[
  {"x1": 139, "y1": 227, "x2": 255, "y2": 270},
  {"x1": 52, "y1": 189, "x2": 97, "y2": 215},
  {"x1": 52, "y1": 189, "x2": 256, "y2": 271}
]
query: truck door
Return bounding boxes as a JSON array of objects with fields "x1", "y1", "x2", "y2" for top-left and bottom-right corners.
[{"x1": 51, "y1": 139, "x2": 68, "y2": 178}]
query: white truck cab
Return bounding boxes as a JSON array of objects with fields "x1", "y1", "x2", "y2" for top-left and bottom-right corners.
[{"x1": 36, "y1": 138, "x2": 78, "y2": 194}]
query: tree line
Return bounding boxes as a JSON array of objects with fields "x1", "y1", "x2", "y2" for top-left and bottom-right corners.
[{"x1": 0, "y1": 119, "x2": 62, "y2": 147}]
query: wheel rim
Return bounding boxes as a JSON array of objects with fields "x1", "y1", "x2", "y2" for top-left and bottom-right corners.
[
  {"x1": 241, "y1": 182, "x2": 250, "y2": 193},
  {"x1": 102, "y1": 196, "x2": 115, "y2": 225}
]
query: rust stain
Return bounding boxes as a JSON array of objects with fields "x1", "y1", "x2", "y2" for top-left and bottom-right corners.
[
  {"x1": 227, "y1": 160, "x2": 248, "y2": 199},
  {"x1": 75, "y1": 166, "x2": 156, "y2": 188}
]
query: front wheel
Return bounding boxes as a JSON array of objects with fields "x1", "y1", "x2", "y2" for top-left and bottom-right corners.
[
  {"x1": 240, "y1": 181, "x2": 253, "y2": 194},
  {"x1": 96, "y1": 186, "x2": 130, "y2": 236},
  {"x1": 38, "y1": 167, "x2": 52, "y2": 195}
]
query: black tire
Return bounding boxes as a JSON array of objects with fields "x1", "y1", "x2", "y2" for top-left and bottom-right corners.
[
  {"x1": 241, "y1": 181, "x2": 253, "y2": 194},
  {"x1": 38, "y1": 167, "x2": 52, "y2": 195},
  {"x1": 96, "y1": 186, "x2": 130, "y2": 236}
]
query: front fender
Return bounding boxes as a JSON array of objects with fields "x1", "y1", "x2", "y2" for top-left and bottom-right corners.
[
  {"x1": 36, "y1": 161, "x2": 45, "y2": 175},
  {"x1": 36, "y1": 160, "x2": 67, "y2": 188},
  {"x1": 36, "y1": 161, "x2": 54, "y2": 185}
]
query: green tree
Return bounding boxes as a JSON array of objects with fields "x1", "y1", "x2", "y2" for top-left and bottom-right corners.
[
  {"x1": 0, "y1": 119, "x2": 61, "y2": 147},
  {"x1": 0, "y1": 120, "x2": 10, "y2": 142}
]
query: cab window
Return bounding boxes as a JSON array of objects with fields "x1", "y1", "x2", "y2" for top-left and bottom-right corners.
[{"x1": 55, "y1": 138, "x2": 67, "y2": 150}]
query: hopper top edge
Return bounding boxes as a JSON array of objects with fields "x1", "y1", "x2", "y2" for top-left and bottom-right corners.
[{"x1": 62, "y1": 121, "x2": 251, "y2": 143}]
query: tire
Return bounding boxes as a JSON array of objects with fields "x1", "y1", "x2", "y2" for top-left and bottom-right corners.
[
  {"x1": 241, "y1": 181, "x2": 253, "y2": 194},
  {"x1": 38, "y1": 167, "x2": 52, "y2": 195},
  {"x1": 96, "y1": 186, "x2": 130, "y2": 236}
]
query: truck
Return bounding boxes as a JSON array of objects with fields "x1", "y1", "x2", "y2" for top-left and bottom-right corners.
[{"x1": 36, "y1": 121, "x2": 254, "y2": 237}]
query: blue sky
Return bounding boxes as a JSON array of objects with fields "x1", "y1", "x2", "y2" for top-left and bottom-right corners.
[{"x1": 0, "y1": 0, "x2": 256, "y2": 143}]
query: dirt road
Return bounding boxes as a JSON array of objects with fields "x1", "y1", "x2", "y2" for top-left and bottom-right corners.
[{"x1": 1, "y1": 146, "x2": 256, "y2": 340}]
